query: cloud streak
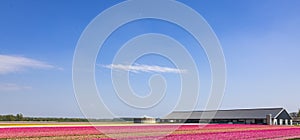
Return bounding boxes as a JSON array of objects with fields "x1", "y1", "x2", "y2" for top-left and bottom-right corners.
[
  {"x1": 0, "y1": 55, "x2": 59, "y2": 75},
  {"x1": 0, "y1": 83, "x2": 32, "y2": 91},
  {"x1": 102, "y1": 64, "x2": 186, "y2": 74}
]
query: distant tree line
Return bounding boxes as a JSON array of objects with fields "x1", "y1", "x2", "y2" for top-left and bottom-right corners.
[
  {"x1": 0, "y1": 113, "x2": 130, "y2": 122},
  {"x1": 0, "y1": 113, "x2": 89, "y2": 122}
]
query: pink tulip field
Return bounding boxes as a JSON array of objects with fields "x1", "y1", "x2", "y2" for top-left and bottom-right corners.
[{"x1": 1, "y1": 124, "x2": 300, "y2": 139}]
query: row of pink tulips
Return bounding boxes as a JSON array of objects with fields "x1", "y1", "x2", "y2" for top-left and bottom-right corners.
[{"x1": 1, "y1": 124, "x2": 300, "y2": 139}]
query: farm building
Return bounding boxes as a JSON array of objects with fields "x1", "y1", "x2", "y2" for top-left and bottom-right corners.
[
  {"x1": 133, "y1": 116, "x2": 156, "y2": 124},
  {"x1": 293, "y1": 117, "x2": 300, "y2": 125},
  {"x1": 161, "y1": 108, "x2": 292, "y2": 125}
]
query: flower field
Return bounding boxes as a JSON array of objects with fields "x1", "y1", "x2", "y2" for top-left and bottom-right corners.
[{"x1": 1, "y1": 124, "x2": 300, "y2": 139}]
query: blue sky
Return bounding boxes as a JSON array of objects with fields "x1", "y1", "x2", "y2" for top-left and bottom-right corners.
[{"x1": 0, "y1": 0, "x2": 300, "y2": 118}]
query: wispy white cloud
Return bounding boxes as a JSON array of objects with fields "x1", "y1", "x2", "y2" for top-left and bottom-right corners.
[
  {"x1": 0, "y1": 55, "x2": 60, "y2": 74},
  {"x1": 102, "y1": 64, "x2": 186, "y2": 74},
  {"x1": 0, "y1": 83, "x2": 32, "y2": 91}
]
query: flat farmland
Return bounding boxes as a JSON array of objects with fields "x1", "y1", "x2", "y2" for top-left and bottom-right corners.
[{"x1": 1, "y1": 123, "x2": 300, "y2": 140}]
